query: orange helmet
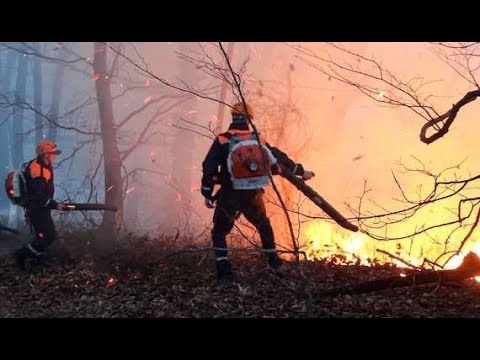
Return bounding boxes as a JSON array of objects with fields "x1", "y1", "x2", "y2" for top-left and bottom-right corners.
[
  {"x1": 231, "y1": 102, "x2": 254, "y2": 119},
  {"x1": 36, "y1": 140, "x2": 62, "y2": 156}
]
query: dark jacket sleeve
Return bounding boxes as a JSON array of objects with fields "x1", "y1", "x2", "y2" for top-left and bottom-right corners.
[
  {"x1": 266, "y1": 143, "x2": 305, "y2": 176},
  {"x1": 29, "y1": 178, "x2": 58, "y2": 209},
  {"x1": 201, "y1": 139, "x2": 223, "y2": 191}
]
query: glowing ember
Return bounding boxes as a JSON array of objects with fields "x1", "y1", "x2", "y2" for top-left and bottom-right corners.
[
  {"x1": 107, "y1": 277, "x2": 116, "y2": 287},
  {"x1": 107, "y1": 185, "x2": 114, "y2": 192},
  {"x1": 191, "y1": 182, "x2": 200, "y2": 192},
  {"x1": 400, "y1": 273, "x2": 407, "y2": 278},
  {"x1": 125, "y1": 186, "x2": 136, "y2": 195}
]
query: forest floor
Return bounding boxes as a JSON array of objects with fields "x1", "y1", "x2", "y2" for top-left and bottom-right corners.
[{"x1": 1, "y1": 232, "x2": 480, "y2": 318}]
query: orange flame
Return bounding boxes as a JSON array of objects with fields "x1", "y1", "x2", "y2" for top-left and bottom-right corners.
[{"x1": 303, "y1": 222, "x2": 480, "y2": 281}]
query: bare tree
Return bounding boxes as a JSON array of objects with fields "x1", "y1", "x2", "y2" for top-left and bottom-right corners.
[
  {"x1": 9, "y1": 50, "x2": 28, "y2": 226},
  {"x1": 93, "y1": 42, "x2": 123, "y2": 235},
  {"x1": 290, "y1": 42, "x2": 480, "y2": 145},
  {"x1": 289, "y1": 42, "x2": 480, "y2": 268},
  {"x1": 0, "y1": 49, "x2": 17, "y2": 213}
]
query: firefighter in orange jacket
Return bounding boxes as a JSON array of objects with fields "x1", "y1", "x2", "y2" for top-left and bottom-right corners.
[
  {"x1": 201, "y1": 102, "x2": 315, "y2": 281},
  {"x1": 14, "y1": 141, "x2": 68, "y2": 270}
]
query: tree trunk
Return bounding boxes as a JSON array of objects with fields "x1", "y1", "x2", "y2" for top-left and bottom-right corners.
[
  {"x1": 46, "y1": 44, "x2": 67, "y2": 143},
  {"x1": 0, "y1": 50, "x2": 14, "y2": 217},
  {"x1": 11, "y1": 52, "x2": 27, "y2": 169},
  {"x1": 93, "y1": 42, "x2": 123, "y2": 237},
  {"x1": 32, "y1": 42, "x2": 44, "y2": 144},
  {"x1": 9, "y1": 50, "x2": 28, "y2": 227}
]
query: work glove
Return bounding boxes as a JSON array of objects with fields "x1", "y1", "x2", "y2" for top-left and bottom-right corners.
[
  {"x1": 201, "y1": 185, "x2": 216, "y2": 209},
  {"x1": 204, "y1": 198, "x2": 216, "y2": 209},
  {"x1": 201, "y1": 186, "x2": 213, "y2": 200}
]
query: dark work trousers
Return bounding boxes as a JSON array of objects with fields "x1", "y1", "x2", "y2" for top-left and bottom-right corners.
[
  {"x1": 211, "y1": 187, "x2": 276, "y2": 260},
  {"x1": 27, "y1": 208, "x2": 56, "y2": 254}
]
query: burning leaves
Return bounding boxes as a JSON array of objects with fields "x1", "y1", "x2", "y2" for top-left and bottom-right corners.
[{"x1": 303, "y1": 221, "x2": 480, "y2": 285}]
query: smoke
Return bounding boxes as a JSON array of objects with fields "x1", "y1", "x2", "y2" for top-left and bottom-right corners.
[{"x1": 2, "y1": 42, "x2": 478, "y2": 253}]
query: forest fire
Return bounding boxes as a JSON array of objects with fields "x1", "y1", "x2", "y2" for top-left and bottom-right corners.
[
  {"x1": 303, "y1": 221, "x2": 480, "y2": 279},
  {"x1": 1, "y1": 41, "x2": 480, "y2": 318}
]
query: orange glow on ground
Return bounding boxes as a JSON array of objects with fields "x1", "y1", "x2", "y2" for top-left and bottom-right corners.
[{"x1": 303, "y1": 221, "x2": 480, "y2": 282}]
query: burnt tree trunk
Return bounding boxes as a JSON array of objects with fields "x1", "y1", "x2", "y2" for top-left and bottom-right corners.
[
  {"x1": 32, "y1": 42, "x2": 44, "y2": 144},
  {"x1": 93, "y1": 42, "x2": 123, "y2": 237}
]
